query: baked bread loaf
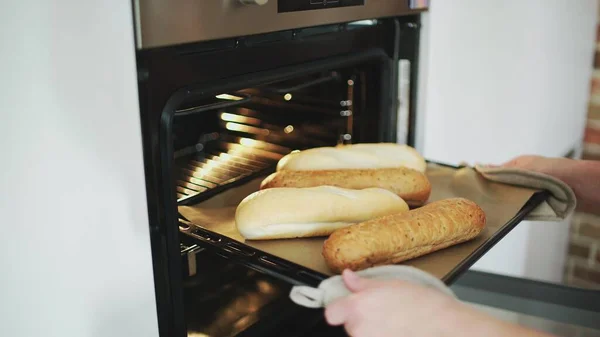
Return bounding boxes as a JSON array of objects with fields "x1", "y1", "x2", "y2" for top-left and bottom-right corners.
[
  {"x1": 235, "y1": 186, "x2": 409, "y2": 240},
  {"x1": 322, "y1": 198, "x2": 486, "y2": 273},
  {"x1": 276, "y1": 143, "x2": 427, "y2": 173},
  {"x1": 260, "y1": 167, "x2": 431, "y2": 207}
]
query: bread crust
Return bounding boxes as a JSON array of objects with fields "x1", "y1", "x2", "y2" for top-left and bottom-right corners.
[
  {"x1": 235, "y1": 186, "x2": 409, "y2": 240},
  {"x1": 322, "y1": 198, "x2": 486, "y2": 273},
  {"x1": 260, "y1": 167, "x2": 431, "y2": 207},
  {"x1": 276, "y1": 143, "x2": 427, "y2": 173}
]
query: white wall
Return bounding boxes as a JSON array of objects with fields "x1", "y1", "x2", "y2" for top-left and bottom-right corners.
[
  {"x1": 417, "y1": 0, "x2": 597, "y2": 281},
  {"x1": 417, "y1": 0, "x2": 596, "y2": 164},
  {"x1": 0, "y1": 1, "x2": 159, "y2": 337}
]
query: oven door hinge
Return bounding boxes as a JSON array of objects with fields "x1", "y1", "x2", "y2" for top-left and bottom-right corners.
[{"x1": 181, "y1": 244, "x2": 204, "y2": 277}]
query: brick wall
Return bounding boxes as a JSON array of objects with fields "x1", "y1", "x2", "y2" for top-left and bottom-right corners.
[
  {"x1": 566, "y1": 213, "x2": 600, "y2": 288},
  {"x1": 563, "y1": 13, "x2": 600, "y2": 289}
]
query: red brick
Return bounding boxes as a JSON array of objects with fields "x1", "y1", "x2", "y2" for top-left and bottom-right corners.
[
  {"x1": 584, "y1": 127, "x2": 600, "y2": 144},
  {"x1": 582, "y1": 152, "x2": 600, "y2": 161},
  {"x1": 579, "y1": 223, "x2": 600, "y2": 240},
  {"x1": 588, "y1": 104, "x2": 600, "y2": 120},
  {"x1": 584, "y1": 144, "x2": 600, "y2": 158},
  {"x1": 592, "y1": 77, "x2": 600, "y2": 93},
  {"x1": 589, "y1": 121, "x2": 600, "y2": 133},
  {"x1": 573, "y1": 265, "x2": 600, "y2": 284},
  {"x1": 568, "y1": 242, "x2": 591, "y2": 260}
]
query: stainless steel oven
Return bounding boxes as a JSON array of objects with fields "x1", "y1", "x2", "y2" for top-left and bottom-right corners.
[{"x1": 134, "y1": 1, "x2": 428, "y2": 336}]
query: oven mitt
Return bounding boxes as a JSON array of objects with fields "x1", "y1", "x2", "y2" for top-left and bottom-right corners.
[
  {"x1": 474, "y1": 165, "x2": 576, "y2": 221},
  {"x1": 288, "y1": 265, "x2": 456, "y2": 309}
]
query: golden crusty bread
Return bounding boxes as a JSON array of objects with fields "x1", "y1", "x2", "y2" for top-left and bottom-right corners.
[
  {"x1": 322, "y1": 198, "x2": 486, "y2": 273},
  {"x1": 260, "y1": 167, "x2": 431, "y2": 207},
  {"x1": 276, "y1": 143, "x2": 427, "y2": 173},
  {"x1": 235, "y1": 186, "x2": 409, "y2": 240}
]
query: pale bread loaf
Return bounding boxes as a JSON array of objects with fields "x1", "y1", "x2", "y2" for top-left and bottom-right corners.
[
  {"x1": 276, "y1": 143, "x2": 426, "y2": 173},
  {"x1": 322, "y1": 198, "x2": 486, "y2": 273},
  {"x1": 235, "y1": 186, "x2": 409, "y2": 240},
  {"x1": 260, "y1": 167, "x2": 431, "y2": 207}
]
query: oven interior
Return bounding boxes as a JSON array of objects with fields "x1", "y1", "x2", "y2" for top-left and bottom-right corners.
[{"x1": 172, "y1": 61, "x2": 387, "y2": 206}]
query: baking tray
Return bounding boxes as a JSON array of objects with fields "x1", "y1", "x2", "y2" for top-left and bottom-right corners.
[{"x1": 178, "y1": 162, "x2": 549, "y2": 287}]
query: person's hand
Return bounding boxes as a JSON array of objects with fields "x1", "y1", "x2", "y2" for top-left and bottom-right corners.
[
  {"x1": 324, "y1": 269, "x2": 552, "y2": 337},
  {"x1": 498, "y1": 154, "x2": 573, "y2": 181},
  {"x1": 501, "y1": 155, "x2": 557, "y2": 174},
  {"x1": 499, "y1": 154, "x2": 600, "y2": 215},
  {"x1": 324, "y1": 269, "x2": 464, "y2": 337}
]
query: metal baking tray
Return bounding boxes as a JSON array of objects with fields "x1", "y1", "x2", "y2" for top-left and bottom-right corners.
[{"x1": 178, "y1": 162, "x2": 548, "y2": 287}]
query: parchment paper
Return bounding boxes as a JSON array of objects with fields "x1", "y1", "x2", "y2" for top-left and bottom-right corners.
[{"x1": 179, "y1": 164, "x2": 539, "y2": 280}]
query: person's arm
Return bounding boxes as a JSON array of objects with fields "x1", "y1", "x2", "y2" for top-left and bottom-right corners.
[
  {"x1": 438, "y1": 300, "x2": 552, "y2": 337},
  {"x1": 501, "y1": 155, "x2": 600, "y2": 215},
  {"x1": 325, "y1": 270, "x2": 553, "y2": 337}
]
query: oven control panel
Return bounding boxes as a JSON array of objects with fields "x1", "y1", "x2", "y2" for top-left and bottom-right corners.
[
  {"x1": 278, "y1": 0, "x2": 365, "y2": 13},
  {"x1": 135, "y1": 0, "x2": 425, "y2": 49}
]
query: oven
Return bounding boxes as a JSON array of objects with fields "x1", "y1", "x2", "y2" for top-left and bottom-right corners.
[{"x1": 134, "y1": 1, "x2": 428, "y2": 336}]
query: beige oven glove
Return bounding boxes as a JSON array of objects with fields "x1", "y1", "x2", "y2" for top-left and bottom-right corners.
[
  {"x1": 474, "y1": 165, "x2": 576, "y2": 221},
  {"x1": 289, "y1": 265, "x2": 456, "y2": 309}
]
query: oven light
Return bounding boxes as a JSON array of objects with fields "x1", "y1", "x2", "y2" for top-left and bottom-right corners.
[
  {"x1": 284, "y1": 93, "x2": 292, "y2": 101},
  {"x1": 225, "y1": 149, "x2": 248, "y2": 156},
  {"x1": 220, "y1": 112, "x2": 238, "y2": 122},
  {"x1": 220, "y1": 112, "x2": 232, "y2": 121},
  {"x1": 202, "y1": 161, "x2": 218, "y2": 170},
  {"x1": 221, "y1": 112, "x2": 261, "y2": 125},
  {"x1": 225, "y1": 122, "x2": 243, "y2": 132},
  {"x1": 215, "y1": 93, "x2": 243, "y2": 101},
  {"x1": 284, "y1": 125, "x2": 294, "y2": 133},
  {"x1": 225, "y1": 122, "x2": 270, "y2": 135},
  {"x1": 239, "y1": 137, "x2": 258, "y2": 147},
  {"x1": 225, "y1": 150, "x2": 247, "y2": 160}
]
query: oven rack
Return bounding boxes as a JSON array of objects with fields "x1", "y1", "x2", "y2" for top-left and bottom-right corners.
[
  {"x1": 174, "y1": 108, "x2": 347, "y2": 205},
  {"x1": 174, "y1": 69, "x2": 351, "y2": 121},
  {"x1": 179, "y1": 219, "x2": 328, "y2": 287},
  {"x1": 174, "y1": 138, "x2": 284, "y2": 205},
  {"x1": 174, "y1": 94, "x2": 356, "y2": 205},
  {"x1": 260, "y1": 71, "x2": 341, "y2": 94},
  {"x1": 169, "y1": 58, "x2": 379, "y2": 207},
  {"x1": 173, "y1": 133, "x2": 329, "y2": 206},
  {"x1": 216, "y1": 107, "x2": 338, "y2": 147}
]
